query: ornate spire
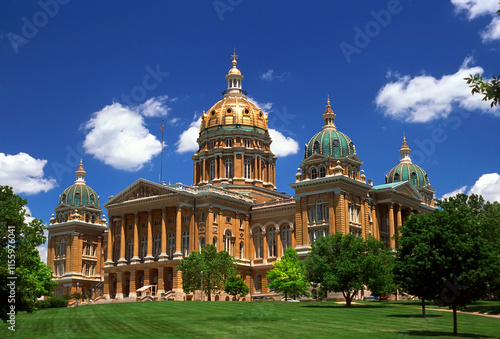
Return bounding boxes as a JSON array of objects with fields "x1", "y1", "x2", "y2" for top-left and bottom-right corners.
[
  {"x1": 399, "y1": 135, "x2": 412, "y2": 163},
  {"x1": 75, "y1": 158, "x2": 86, "y2": 184},
  {"x1": 224, "y1": 49, "x2": 244, "y2": 98},
  {"x1": 322, "y1": 95, "x2": 336, "y2": 130}
]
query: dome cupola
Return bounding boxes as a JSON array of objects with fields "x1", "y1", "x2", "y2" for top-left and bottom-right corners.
[{"x1": 59, "y1": 160, "x2": 100, "y2": 208}]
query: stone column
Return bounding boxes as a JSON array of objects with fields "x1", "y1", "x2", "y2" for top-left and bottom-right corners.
[
  {"x1": 372, "y1": 204, "x2": 380, "y2": 240},
  {"x1": 131, "y1": 212, "x2": 140, "y2": 264},
  {"x1": 145, "y1": 210, "x2": 154, "y2": 262},
  {"x1": 207, "y1": 207, "x2": 213, "y2": 251},
  {"x1": 396, "y1": 204, "x2": 402, "y2": 247},
  {"x1": 189, "y1": 208, "x2": 195, "y2": 253},
  {"x1": 157, "y1": 266, "x2": 165, "y2": 296},
  {"x1": 105, "y1": 218, "x2": 114, "y2": 266},
  {"x1": 389, "y1": 204, "x2": 395, "y2": 248},
  {"x1": 173, "y1": 206, "x2": 183, "y2": 259},
  {"x1": 117, "y1": 215, "x2": 127, "y2": 266},
  {"x1": 159, "y1": 207, "x2": 168, "y2": 261},
  {"x1": 103, "y1": 272, "x2": 110, "y2": 299},
  {"x1": 276, "y1": 225, "x2": 282, "y2": 258},
  {"x1": 328, "y1": 192, "x2": 335, "y2": 236},
  {"x1": 172, "y1": 266, "x2": 183, "y2": 300},
  {"x1": 129, "y1": 270, "x2": 137, "y2": 298}
]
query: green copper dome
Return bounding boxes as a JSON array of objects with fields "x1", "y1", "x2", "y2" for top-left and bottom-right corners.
[
  {"x1": 305, "y1": 129, "x2": 356, "y2": 158},
  {"x1": 385, "y1": 163, "x2": 430, "y2": 188},
  {"x1": 305, "y1": 98, "x2": 356, "y2": 159},
  {"x1": 58, "y1": 160, "x2": 100, "y2": 208},
  {"x1": 385, "y1": 136, "x2": 431, "y2": 188}
]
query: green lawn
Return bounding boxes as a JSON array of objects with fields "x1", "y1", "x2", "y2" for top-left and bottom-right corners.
[{"x1": 1, "y1": 301, "x2": 499, "y2": 338}]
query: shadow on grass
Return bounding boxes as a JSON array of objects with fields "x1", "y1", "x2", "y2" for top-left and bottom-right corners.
[
  {"x1": 387, "y1": 314, "x2": 443, "y2": 318},
  {"x1": 403, "y1": 330, "x2": 494, "y2": 338},
  {"x1": 301, "y1": 304, "x2": 387, "y2": 309}
]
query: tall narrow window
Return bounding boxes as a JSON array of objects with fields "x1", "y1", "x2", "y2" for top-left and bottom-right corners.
[
  {"x1": 153, "y1": 234, "x2": 161, "y2": 259},
  {"x1": 308, "y1": 208, "x2": 315, "y2": 223},
  {"x1": 213, "y1": 236, "x2": 218, "y2": 250},
  {"x1": 313, "y1": 140, "x2": 320, "y2": 153},
  {"x1": 224, "y1": 230, "x2": 232, "y2": 254},
  {"x1": 319, "y1": 166, "x2": 326, "y2": 178},
  {"x1": 209, "y1": 160, "x2": 215, "y2": 181},
  {"x1": 140, "y1": 236, "x2": 147, "y2": 260},
  {"x1": 225, "y1": 159, "x2": 233, "y2": 178},
  {"x1": 225, "y1": 139, "x2": 233, "y2": 147},
  {"x1": 411, "y1": 172, "x2": 417, "y2": 186},
  {"x1": 311, "y1": 168, "x2": 318, "y2": 179},
  {"x1": 268, "y1": 226, "x2": 277, "y2": 257},
  {"x1": 254, "y1": 228, "x2": 263, "y2": 259},
  {"x1": 126, "y1": 238, "x2": 133, "y2": 262},
  {"x1": 239, "y1": 242, "x2": 244, "y2": 258},
  {"x1": 244, "y1": 159, "x2": 251, "y2": 179},
  {"x1": 316, "y1": 201, "x2": 324, "y2": 221},
  {"x1": 394, "y1": 173, "x2": 400, "y2": 182},
  {"x1": 167, "y1": 232, "x2": 175, "y2": 258},
  {"x1": 199, "y1": 236, "x2": 205, "y2": 249},
  {"x1": 181, "y1": 230, "x2": 189, "y2": 258},
  {"x1": 282, "y1": 225, "x2": 292, "y2": 253}
]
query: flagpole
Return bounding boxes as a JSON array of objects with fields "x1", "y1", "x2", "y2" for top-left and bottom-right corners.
[{"x1": 160, "y1": 120, "x2": 164, "y2": 184}]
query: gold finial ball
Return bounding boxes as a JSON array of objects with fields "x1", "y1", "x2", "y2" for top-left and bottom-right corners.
[{"x1": 232, "y1": 59, "x2": 237, "y2": 66}]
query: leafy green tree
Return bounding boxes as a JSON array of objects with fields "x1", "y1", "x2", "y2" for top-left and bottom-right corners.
[
  {"x1": 479, "y1": 201, "x2": 500, "y2": 299},
  {"x1": 223, "y1": 275, "x2": 249, "y2": 301},
  {"x1": 0, "y1": 186, "x2": 56, "y2": 322},
  {"x1": 266, "y1": 248, "x2": 309, "y2": 300},
  {"x1": 177, "y1": 244, "x2": 236, "y2": 301},
  {"x1": 306, "y1": 234, "x2": 393, "y2": 307},
  {"x1": 395, "y1": 194, "x2": 497, "y2": 335}
]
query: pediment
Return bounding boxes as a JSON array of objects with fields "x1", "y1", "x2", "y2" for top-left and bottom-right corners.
[
  {"x1": 104, "y1": 179, "x2": 172, "y2": 206},
  {"x1": 371, "y1": 181, "x2": 423, "y2": 201}
]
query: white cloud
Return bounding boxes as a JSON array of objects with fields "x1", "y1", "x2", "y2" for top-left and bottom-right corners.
[
  {"x1": 175, "y1": 117, "x2": 201, "y2": 153},
  {"x1": 441, "y1": 173, "x2": 500, "y2": 202},
  {"x1": 137, "y1": 95, "x2": 174, "y2": 117},
  {"x1": 269, "y1": 129, "x2": 299, "y2": 157},
  {"x1": 451, "y1": 0, "x2": 500, "y2": 41},
  {"x1": 246, "y1": 96, "x2": 273, "y2": 114},
  {"x1": 375, "y1": 57, "x2": 500, "y2": 122},
  {"x1": 0, "y1": 152, "x2": 56, "y2": 195},
  {"x1": 82, "y1": 103, "x2": 162, "y2": 171},
  {"x1": 481, "y1": 16, "x2": 500, "y2": 41},
  {"x1": 260, "y1": 69, "x2": 291, "y2": 81}
]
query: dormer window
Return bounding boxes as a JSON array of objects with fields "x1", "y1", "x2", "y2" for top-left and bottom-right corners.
[
  {"x1": 394, "y1": 173, "x2": 400, "y2": 182},
  {"x1": 313, "y1": 141, "x2": 320, "y2": 153}
]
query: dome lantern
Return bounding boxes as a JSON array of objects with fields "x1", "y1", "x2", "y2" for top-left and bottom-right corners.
[
  {"x1": 322, "y1": 95, "x2": 337, "y2": 130},
  {"x1": 75, "y1": 158, "x2": 86, "y2": 184},
  {"x1": 399, "y1": 135, "x2": 411, "y2": 163},
  {"x1": 223, "y1": 50, "x2": 245, "y2": 99}
]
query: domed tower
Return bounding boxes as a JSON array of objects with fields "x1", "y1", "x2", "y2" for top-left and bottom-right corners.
[
  {"x1": 192, "y1": 52, "x2": 277, "y2": 197},
  {"x1": 47, "y1": 160, "x2": 108, "y2": 299},
  {"x1": 385, "y1": 136, "x2": 435, "y2": 207},
  {"x1": 298, "y1": 97, "x2": 365, "y2": 182}
]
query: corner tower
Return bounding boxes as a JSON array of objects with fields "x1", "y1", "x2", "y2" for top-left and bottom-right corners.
[
  {"x1": 192, "y1": 53, "x2": 278, "y2": 200},
  {"x1": 47, "y1": 160, "x2": 108, "y2": 299}
]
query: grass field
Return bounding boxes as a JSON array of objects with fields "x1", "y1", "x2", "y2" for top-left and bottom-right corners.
[{"x1": 1, "y1": 300, "x2": 499, "y2": 338}]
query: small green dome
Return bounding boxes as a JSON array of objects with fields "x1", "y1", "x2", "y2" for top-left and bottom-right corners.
[
  {"x1": 385, "y1": 163, "x2": 430, "y2": 188},
  {"x1": 58, "y1": 160, "x2": 100, "y2": 208},
  {"x1": 59, "y1": 184, "x2": 99, "y2": 208},
  {"x1": 305, "y1": 129, "x2": 356, "y2": 158}
]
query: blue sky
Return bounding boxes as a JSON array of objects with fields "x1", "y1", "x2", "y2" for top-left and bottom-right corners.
[{"x1": 1, "y1": 0, "x2": 500, "y2": 260}]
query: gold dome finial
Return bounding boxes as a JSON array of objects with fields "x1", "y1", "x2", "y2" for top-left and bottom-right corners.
[
  {"x1": 231, "y1": 48, "x2": 238, "y2": 66},
  {"x1": 327, "y1": 94, "x2": 331, "y2": 107}
]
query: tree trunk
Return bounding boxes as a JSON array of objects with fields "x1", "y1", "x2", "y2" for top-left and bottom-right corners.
[
  {"x1": 208, "y1": 291, "x2": 211, "y2": 301},
  {"x1": 452, "y1": 305, "x2": 457, "y2": 335},
  {"x1": 285, "y1": 291, "x2": 287, "y2": 301},
  {"x1": 345, "y1": 292, "x2": 352, "y2": 307},
  {"x1": 421, "y1": 298, "x2": 426, "y2": 317}
]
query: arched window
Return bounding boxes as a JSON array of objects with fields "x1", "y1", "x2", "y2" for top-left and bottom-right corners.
[
  {"x1": 313, "y1": 140, "x2": 320, "y2": 153},
  {"x1": 199, "y1": 236, "x2": 205, "y2": 250},
  {"x1": 167, "y1": 232, "x2": 175, "y2": 258},
  {"x1": 244, "y1": 159, "x2": 251, "y2": 179},
  {"x1": 254, "y1": 228, "x2": 263, "y2": 259},
  {"x1": 282, "y1": 225, "x2": 292, "y2": 253},
  {"x1": 411, "y1": 172, "x2": 417, "y2": 186},
  {"x1": 60, "y1": 239, "x2": 67, "y2": 257},
  {"x1": 213, "y1": 236, "x2": 218, "y2": 250},
  {"x1": 311, "y1": 168, "x2": 318, "y2": 179},
  {"x1": 268, "y1": 226, "x2": 277, "y2": 257},
  {"x1": 90, "y1": 194, "x2": 95, "y2": 205},
  {"x1": 224, "y1": 230, "x2": 232, "y2": 254},
  {"x1": 353, "y1": 168, "x2": 357, "y2": 179},
  {"x1": 394, "y1": 173, "x2": 400, "y2": 182},
  {"x1": 91, "y1": 214, "x2": 96, "y2": 223},
  {"x1": 209, "y1": 160, "x2": 215, "y2": 181},
  {"x1": 239, "y1": 241, "x2": 244, "y2": 258},
  {"x1": 126, "y1": 238, "x2": 133, "y2": 262},
  {"x1": 153, "y1": 234, "x2": 161, "y2": 259},
  {"x1": 74, "y1": 192, "x2": 80, "y2": 206},
  {"x1": 319, "y1": 166, "x2": 326, "y2": 178},
  {"x1": 140, "y1": 235, "x2": 147, "y2": 260},
  {"x1": 225, "y1": 159, "x2": 233, "y2": 178}
]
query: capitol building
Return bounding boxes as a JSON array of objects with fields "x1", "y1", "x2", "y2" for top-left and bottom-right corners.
[{"x1": 46, "y1": 55, "x2": 435, "y2": 301}]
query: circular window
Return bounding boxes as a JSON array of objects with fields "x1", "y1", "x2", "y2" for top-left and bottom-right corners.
[
  {"x1": 211, "y1": 110, "x2": 215, "y2": 116},
  {"x1": 259, "y1": 112, "x2": 263, "y2": 117},
  {"x1": 244, "y1": 109, "x2": 249, "y2": 114},
  {"x1": 227, "y1": 108, "x2": 232, "y2": 113}
]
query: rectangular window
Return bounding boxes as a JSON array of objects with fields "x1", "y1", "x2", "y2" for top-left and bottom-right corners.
[
  {"x1": 226, "y1": 216, "x2": 232, "y2": 223},
  {"x1": 199, "y1": 212, "x2": 205, "y2": 223},
  {"x1": 308, "y1": 208, "x2": 315, "y2": 223},
  {"x1": 324, "y1": 206, "x2": 329, "y2": 221},
  {"x1": 212, "y1": 212, "x2": 217, "y2": 224}
]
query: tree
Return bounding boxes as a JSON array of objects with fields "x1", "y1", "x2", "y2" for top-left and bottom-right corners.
[
  {"x1": 306, "y1": 233, "x2": 394, "y2": 307},
  {"x1": 223, "y1": 275, "x2": 249, "y2": 301},
  {"x1": 395, "y1": 194, "x2": 497, "y2": 335},
  {"x1": 0, "y1": 186, "x2": 56, "y2": 323},
  {"x1": 266, "y1": 248, "x2": 309, "y2": 300},
  {"x1": 176, "y1": 244, "x2": 236, "y2": 301},
  {"x1": 465, "y1": 3, "x2": 500, "y2": 107}
]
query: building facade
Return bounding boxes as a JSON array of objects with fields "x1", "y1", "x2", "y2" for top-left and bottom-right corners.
[{"x1": 48, "y1": 55, "x2": 435, "y2": 301}]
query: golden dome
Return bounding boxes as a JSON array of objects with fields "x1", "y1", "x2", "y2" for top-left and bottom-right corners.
[{"x1": 200, "y1": 97, "x2": 268, "y2": 132}]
